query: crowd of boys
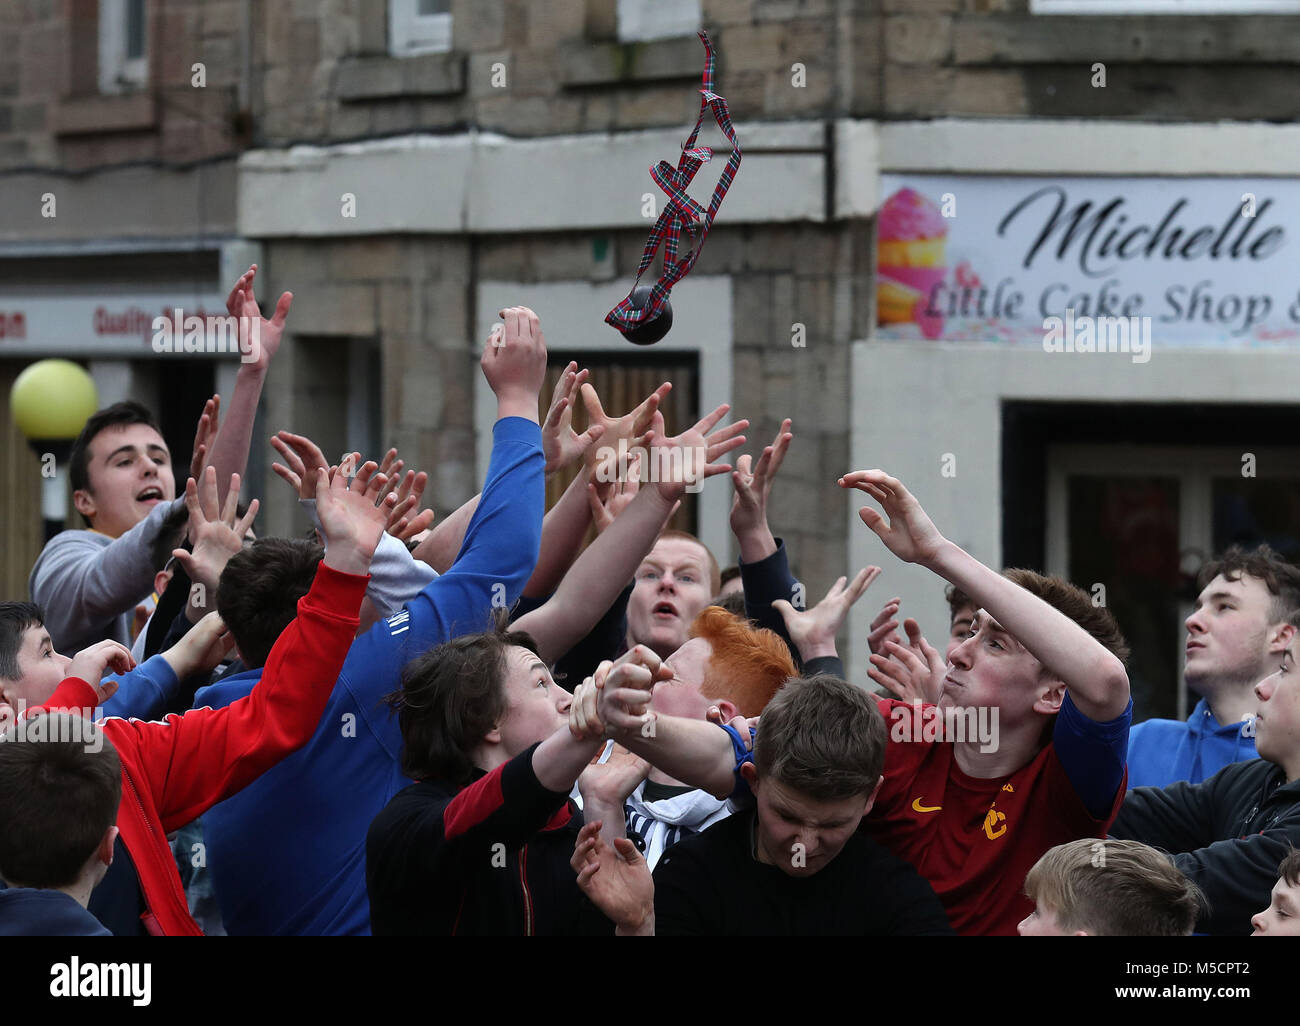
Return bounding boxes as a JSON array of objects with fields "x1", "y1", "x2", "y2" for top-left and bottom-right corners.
[{"x1": 2, "y1": 268, "x2": 1299, "y2": 938}]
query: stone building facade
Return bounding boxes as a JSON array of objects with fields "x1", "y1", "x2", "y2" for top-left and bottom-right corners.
[{"x1": 4, "y1": 0, "x2": 1300, "y2": 706}]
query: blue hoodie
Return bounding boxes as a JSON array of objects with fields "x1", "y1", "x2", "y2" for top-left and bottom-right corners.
[
  {"x1": 1126, "y1": 696, "x2": 1258, "y2": 789},
  {"x1": 191, "y1": 417, "x2": 543, "y2": 935},
  {"x1": 99, "y1": 654, "x2": 180, "y2": 722},
  {"x1": 0, "y1": 889, "x2": 111, "y2": 936}
]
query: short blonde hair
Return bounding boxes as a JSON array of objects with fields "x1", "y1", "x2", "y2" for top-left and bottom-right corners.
[{"x1": 1024, "y1": 839, "x2": 1203, "y2": 935}]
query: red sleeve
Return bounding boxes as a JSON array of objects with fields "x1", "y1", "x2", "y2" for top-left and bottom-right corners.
[
  {"x1": 104, "y1": 562, "x2": 368, "y2": 832},
  {"x1": 31, "y1": 677, "x2": 100, "y2": 718}
]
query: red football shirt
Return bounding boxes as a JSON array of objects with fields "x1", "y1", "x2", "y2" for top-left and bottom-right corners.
[{"x1": 864, "y1": 698, "x2": 1126, "y2": 936}]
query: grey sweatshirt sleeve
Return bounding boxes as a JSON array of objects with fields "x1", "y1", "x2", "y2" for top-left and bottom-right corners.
[
  {"x1": 300, "y1": 498, "x2": 437, "y2": 616},
  {"x1": 28, "y1": 497, "x2": 185, "y2": 651}
]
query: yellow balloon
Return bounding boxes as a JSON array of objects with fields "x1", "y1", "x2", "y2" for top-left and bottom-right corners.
[{"x1": 11, "y1": 360, "x2": 99, "y2": 441}]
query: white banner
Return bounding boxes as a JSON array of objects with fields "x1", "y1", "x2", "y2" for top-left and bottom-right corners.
[
  {"x1": 0, "y1": 293, "x2": 230, "y2": 357},
  {"x1": 876, "y1": 175, "x2": 1300, "y2": 348}
]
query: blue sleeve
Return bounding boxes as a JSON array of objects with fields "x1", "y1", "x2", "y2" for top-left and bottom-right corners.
[
  {"x1": 1052, "y1": 691, "x2": 1132, "y2": 820},
  {"x1": 98, "y1": 654, "x2": 180, "y2": 722},
  {"x1": 739, "y1": 539, "x2": 803, "y2": 670},
  {"x1": 337, "y1": 417, "x2": 545, "y2": 753},
  {"x1": 720, "y1": 723, "x2": 758, "y2": 804}
]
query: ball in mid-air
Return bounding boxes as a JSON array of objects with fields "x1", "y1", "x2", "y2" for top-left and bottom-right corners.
[{"x1": 620, "y1": 285, "x2": 673, "y2": 346}]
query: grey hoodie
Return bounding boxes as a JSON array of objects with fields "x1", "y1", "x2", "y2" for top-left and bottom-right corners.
[{"x1": 29, "y1": 497, "x2": 185, "y2": 653}]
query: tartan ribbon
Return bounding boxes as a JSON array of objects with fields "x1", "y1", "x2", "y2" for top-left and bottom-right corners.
[{"x1": 606, "y1": 31, "x2": 743, "y2": 332}]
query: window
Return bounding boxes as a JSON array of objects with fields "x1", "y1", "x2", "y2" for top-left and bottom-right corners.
[
  {"x1": 1033, "y1": 0, "x2": 1300, "y2": 12},
  {"x1": 542, "y1": 353, "x2": 701, "y2": 540},
  {"x1": 617, "y1": 0, "x2": 701, "y2": 43},
  {"x1": 390, "y1": 0, "x2": 452, "y2": 57},
  {"x1": 99, "y1": 0, "x2": 147, "y2": 94}
]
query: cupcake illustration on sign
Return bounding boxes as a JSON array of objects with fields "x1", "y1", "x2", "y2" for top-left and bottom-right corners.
[{"x1": 877, "y1": 188, "x2": 948, "y2": 340}]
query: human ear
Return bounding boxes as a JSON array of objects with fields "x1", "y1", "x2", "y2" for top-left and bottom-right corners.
[
  {"x1": 97, "y1": 825, "x2": 119, "y2": 867},
  {"x1": 1035, "y1": 680, "x2": 1065, "y2": 715},
  {"x1": 1269, "y1": 622, "x2": 1296, "y2": 653},
  {"x1": 72, "y1": 489, "x2": 97, "y2": 521},
  {"x1": 862, "y1": 774, "x2": 884, "y2": 815},
  {"x1": 716, "y1": 698, "x2": 738, "y2": 723},
  {"x1": 739, "y1": 761, "x2": 758, "y2": 790}
]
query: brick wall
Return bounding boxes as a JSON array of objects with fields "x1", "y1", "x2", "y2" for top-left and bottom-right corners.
[
  {"x1": 1, "y1": 0, "x2": 246, "y2": 172},
  {"x1": 9, "y1": 0, "x2": 1300, "y2": 174}
]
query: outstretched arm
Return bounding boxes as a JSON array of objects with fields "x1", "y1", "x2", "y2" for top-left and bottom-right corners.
[
  {"x1": 523, "y1": 469, "x2": 595, "y2": 599},
  {"x1": 203, "y1": 265, "x2": 293, "y2": 507},
  {"x1": 840, "y1": 470, "x2": 1130, "y2": 721},
  {"x1": 569, "y1": 647, "x2": 739, "y2": 799},
  {"x1": 514, "y1": 482, "x2": 675, "y2": 664},
  {"x1": 514, "y1": 402, "x2": 744, "y2": 664},
  {"x1": 101, "y1": 461, "x2": 391, "y2": 830}
]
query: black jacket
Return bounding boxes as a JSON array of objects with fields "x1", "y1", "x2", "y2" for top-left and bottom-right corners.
[
  {"x1": 654, "y1": 809, "x2": 954, "y2": 935},
  {"x1": 1111, "y1": 757, "x2": 1300, "y2": 935},
  {"x1": 366, "y1": 742, "x2": 611, "y2": 936}
]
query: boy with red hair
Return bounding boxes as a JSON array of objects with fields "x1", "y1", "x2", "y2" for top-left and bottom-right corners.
[{"x1": 581, "y1": 605, "x2": 796, "y2": 869}]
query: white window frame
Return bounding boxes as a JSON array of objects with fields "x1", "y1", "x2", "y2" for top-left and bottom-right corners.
[
  {"x1": 98, "y1": 0, "x2": 147, "y2": 95},
  {"x1": 1033, "y1": 0, "x2": 1300, "y2": 13},
  {"x1": 617, "y1": 0, "x2": 701, "y2": 43},
  {"x1": 389, "y1": 0, "x2": 452, "y2": 57},
  {"x1": 1046, "y1": 444, "x2": 1300, "y2": 719}
]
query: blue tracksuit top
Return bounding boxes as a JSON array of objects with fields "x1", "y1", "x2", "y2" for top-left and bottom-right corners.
[
  {"x1": 1126, "y1": 696, "x2": 1258, "y2": 790},
  {"x1": 192, "y1": 417, "x2": 543, "y2": 935}
]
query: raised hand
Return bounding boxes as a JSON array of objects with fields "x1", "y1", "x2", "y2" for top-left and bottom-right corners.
[
  {"x1": 270, "y1": 430, "x2": 331, "y2": 501},
  {"x1": 772, "y1": 566, "x2": 880, "y2": 662},
  {"x1": 543, "y1": 361, "x2": 605, "y2": 475},
  {"x1": 190, "y1": 394, "x2": 220, "y2": 482},
  {"x1": 730, "y1": 417, "x2": 792, "y2": 539},
  {"x1": 569, "y1": 645, "x2": 673, "y2": 740},
  {"x1": 315, "y1": 456, "x2": 397, "y2": 575},
  {"x1": 587, "y1": 448, "x2": 644, "y2": 534},
  {"x1": 334, "y1": 445, "x2": 436, "y2": 542},
  {"x1": 579, "y1": 379, "x2": 673, "y2": 473},
  {"x1": 867, "y1": 597, "x2": 903, "y2": 656},
  {"x1": 227, "y1": 264, "x2": 292, "y2": 373},
  {"x1": 647, "y1": 403, "x2": 747, "y2": 503},
  {"x1": 570, "y1": 821, "x2": 655, "y2": 935},
  {"x1": 66, "y1": 639, "x2": 135, "y2": 704},
  {"x1": 481, "y1": 306, "x2": 549, "y2": 421},
  {"x1": 172, "y1": 468, "x2": 259, "y2": 609},
  {"x1": 593, "y1": 646, "x2": 673, "y2": 738},
  {"x1": 868, "y1": 618, "x2": 946, "y2": 705},
  {"x1": 384, "y1": 468, "x2": 435, "y2": 541},
  {"x1": 160, "y1": 611, "x2": 236, "y2": 681},
  {"x1": 839, "y1": 470, "x2": 948, "y2": 568},
  {"x1": 578, "y1": 744, "x2": 651, "y2": 809}
]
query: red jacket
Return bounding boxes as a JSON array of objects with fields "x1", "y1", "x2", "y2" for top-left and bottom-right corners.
[{"x1": 30, "y1": 562, "x2": 367, "y2": 936}]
